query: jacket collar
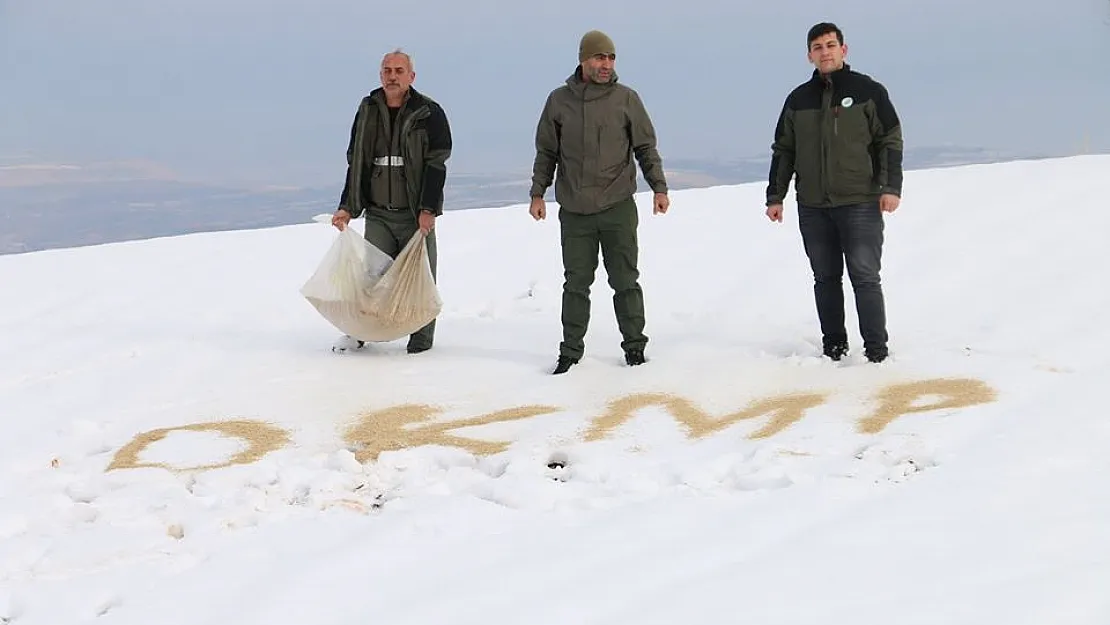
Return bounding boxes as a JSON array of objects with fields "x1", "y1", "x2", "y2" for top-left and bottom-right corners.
[
  {"x1": 368, "y1": 86, "x2": 426, "y2": 109},
  {"x1": 565, "y1": 65, "x2": 620, "y2": 99},
  {"x1": 811, "y1": 62, "x2": 852, "y2": 84}
]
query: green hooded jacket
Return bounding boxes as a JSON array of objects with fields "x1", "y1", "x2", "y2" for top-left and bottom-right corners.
[{"x1": 530, "y1": 67, "x2": 668, "y2": 215}]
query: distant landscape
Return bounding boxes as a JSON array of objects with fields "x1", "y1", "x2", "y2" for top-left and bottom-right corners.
[{"x1": 0, "y1": 145, "x2": 1055, "y2": 255}]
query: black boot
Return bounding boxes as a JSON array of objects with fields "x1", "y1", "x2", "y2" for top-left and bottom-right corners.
[
  {"x1": 823, "y1": 339, "x2": 848, "y2": 361},
  {"x1": 624, "y1": 348, "x2": 646, "y2": 366},
  {"x1": 865, "y1": 345, "x2": 889, "y2": 363},
  {"x1": 552, "y1": 355, "x2": 579, "y2": 375}
]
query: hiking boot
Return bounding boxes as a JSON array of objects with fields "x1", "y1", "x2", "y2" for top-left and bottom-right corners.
[
  {"x1": 865, "y1": 345, "x2": 889, "y2": 363},
  {"x1": 624, "y1": 349, "x2": 646, "y2": 366},
  {"x1": 823, "y1": 340, "x2": 848, "y2": 361},
  {"x1": 332, "y1": 335, "x2": 365, "y2": 353},
  {"x1": 552, "y1": 355, "x2": 579, "y2": 375}
]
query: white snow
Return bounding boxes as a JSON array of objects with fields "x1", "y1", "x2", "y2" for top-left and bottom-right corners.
[{"x1": 2, "y1": 155, "x2": 1109, "y2": 624}]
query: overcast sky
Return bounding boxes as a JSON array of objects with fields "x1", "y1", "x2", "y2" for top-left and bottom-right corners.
[{"x1": 2, "y1": 0, "x2": 1108, "y2": 187}]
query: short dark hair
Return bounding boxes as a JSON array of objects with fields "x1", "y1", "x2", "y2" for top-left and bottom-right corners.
[{"x1": 807, "y1": 22, "x2": 844, "y2": 47}]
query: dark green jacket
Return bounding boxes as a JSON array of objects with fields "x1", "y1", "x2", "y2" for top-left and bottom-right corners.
[
  {"x1": 766, "y1": 64, "x2": 903, "y2": 208},
  {"x1": 338, "y1": 87, "x2": 452, "y2": 218},
  {"x1": 530, "y1": 67, "x2": 668, "y2": 215}
]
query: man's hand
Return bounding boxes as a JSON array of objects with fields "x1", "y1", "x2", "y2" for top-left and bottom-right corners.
[
  {"x1": 418, "y1": 210, "x2": 436, "y2": 234},
  {"x1": 529, "y1": 197, "x2": 547, "y2": 221},
  {"x1": 653, "y1": 192, "x2": 670, "y2": 215},
  {"x1": 765, "y1": 203, "x2": 784, "y2": 223},
  {"x1": 332, "y1": 208, "x2": 351, "y2": 231},
  {"x1": 880, "y1": 193, "x2": 900, "y2": 213}
]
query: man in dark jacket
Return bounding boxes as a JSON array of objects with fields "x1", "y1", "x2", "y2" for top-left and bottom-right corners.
[
  {"x1": 765, "y1": 22, "x2": 903, "y2": 364},
  {"x1": 529, "y1": 30, "x2": 671, "y2": 375},
  {"x1": 330, "y1": 49, "x2": 452, "y2": 355}
]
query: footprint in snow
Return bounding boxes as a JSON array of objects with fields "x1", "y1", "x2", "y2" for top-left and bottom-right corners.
[{"x1": 545, "y1": 451, "x2": 571, "y2": 482}]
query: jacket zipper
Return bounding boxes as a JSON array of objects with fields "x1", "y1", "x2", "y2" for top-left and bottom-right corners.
[
  {"x1": 821, "y1": 79, "x2": 832, "y2": 201},
  {"x1": 389, "y1": 105, "x2": 401, "y2": 210},
  {"x1": 387, "y1": 109, "x2": 393, "y2": 210},
  {"x1": 399, "y1": 105, "x2": 429, "y2": 217},
  {"x1": 582, "y1": 86, "x2": 588, "y2": 187}
]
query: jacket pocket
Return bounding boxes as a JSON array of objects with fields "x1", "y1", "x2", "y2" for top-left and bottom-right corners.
[
  {"x1": 831, "y1": 158, "x2": 874, "y2": 197},
  {"x1": 830, "y1": 108, "x2": 875, "y2": 196},
  {"x1": 595, "y1": 114, "x2": 629, "y2": 177}
]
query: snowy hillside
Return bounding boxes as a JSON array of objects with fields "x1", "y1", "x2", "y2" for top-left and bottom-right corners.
[{"x1": 2, "y1": 155, "x2": 1108, "y2": 624}]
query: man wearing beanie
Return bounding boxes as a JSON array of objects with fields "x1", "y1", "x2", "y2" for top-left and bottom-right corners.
[{"x1": 529, "y1": 29, "x2": 670, "y2": 375}]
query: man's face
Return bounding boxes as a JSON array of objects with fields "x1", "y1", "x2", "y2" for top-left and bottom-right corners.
[
  {"x1": 582, "y1": 52, "x2": 615, "y2": 83},
  {"x1": 380, "y1": 54, "x2": 415, "y2": 95},
  {"x1": 807, "y1": 32, "x2": 847, "y2": 74}
]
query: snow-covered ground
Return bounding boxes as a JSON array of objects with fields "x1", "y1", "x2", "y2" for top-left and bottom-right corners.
[{"x1": 2, "y1": 155, "x2": 1108, "y2": 624}]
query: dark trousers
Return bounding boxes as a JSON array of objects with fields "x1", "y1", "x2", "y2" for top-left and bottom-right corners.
[
  {"x1": 364, "y1": 205, "x2": 437, "y2": 349},
  {"x1": 557, "y1": 197, "x2": 646, "y2": 360},
  {"x1": 798, "y1": 201, "x2": 888, "y2": 353}
]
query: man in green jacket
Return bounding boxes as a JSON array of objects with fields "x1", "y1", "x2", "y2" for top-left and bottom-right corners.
[
  {"x1": 330, "y1": 49, "x2": 452, "y2": 355},
  {"x1": 529, "y1": 30, "x2": 671, "y2": 375},
  {"x1": 765, "y1": 22, "x2": 903, "y2": 364}
]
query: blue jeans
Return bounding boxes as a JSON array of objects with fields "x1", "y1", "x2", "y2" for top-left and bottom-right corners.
[{"x1": 798, "y1": 201, "x2": 888, "y2": 354}]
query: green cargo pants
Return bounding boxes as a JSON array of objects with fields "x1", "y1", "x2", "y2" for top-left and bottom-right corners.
[
  {"x1": 557, "y1": 196, "x2": 646, "y2": 360},
  {"x1": 364, "y1": 205, "x2": 438, "y2": 350}
]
